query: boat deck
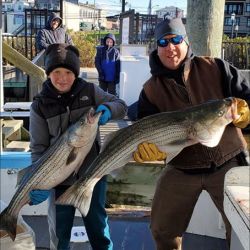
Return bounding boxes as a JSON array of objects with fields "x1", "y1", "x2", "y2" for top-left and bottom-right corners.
[{"x1": 23, "y1": 214, "x2": 229, "y2": 250}]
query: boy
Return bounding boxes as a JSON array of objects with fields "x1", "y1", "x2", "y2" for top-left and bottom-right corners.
[
  {"x1": 95, "y1": 33, "x2": 120, "y2": 96},
  {"x1": 29, "y1": 43, "x2": 127, "y2": 250}
]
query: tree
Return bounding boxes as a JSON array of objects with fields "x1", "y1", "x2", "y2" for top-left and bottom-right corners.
[{"x1": 186, "y1": 0, "x2": 225, "y2": 57}]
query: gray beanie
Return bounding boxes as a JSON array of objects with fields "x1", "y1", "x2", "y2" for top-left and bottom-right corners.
[
  {"x1": 45, "y1": 43, "x2": 80, "y2": 77},
  {"x1": 155, "y1": 17, "x2": 186, "y2": 40}
]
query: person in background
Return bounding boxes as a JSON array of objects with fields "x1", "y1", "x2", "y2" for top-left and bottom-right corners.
[
  {"x1": 36, "y1": 12, "x2": 73, "y2": 51},
  {"x1": 134, "y1": 17, "x2": 250, "y2": 250},
  {"x1": 29, "y1": 43, "x2": 127, "y2": 250},
  {"x1": 95, "y1": 33, "x2": 120, "y2": 96}
]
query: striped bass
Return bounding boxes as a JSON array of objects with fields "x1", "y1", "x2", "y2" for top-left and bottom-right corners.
[
  {"x1": 56, "y1": 97, "x2": 239, "y2": 216},
  {"x1": 0, "y1": 108, "x2": 101, "y2": 240}
]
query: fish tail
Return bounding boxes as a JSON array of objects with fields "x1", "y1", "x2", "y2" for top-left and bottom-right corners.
[
  {"x1": 56, "y1": 179, "x2": 98, "y2": 217},
  {"x1": 0, "y1": 207, "x2": 18, "y2": 241}
]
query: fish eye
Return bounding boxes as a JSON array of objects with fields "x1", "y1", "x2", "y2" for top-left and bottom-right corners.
[{"x1": 218, "y1": 110, "x2": 224, "y2": 117}]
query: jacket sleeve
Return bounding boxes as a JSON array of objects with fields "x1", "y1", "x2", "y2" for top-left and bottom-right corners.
[
  {"x1": 215, "y1": 58, "x2": 250, "y2": 105},
  {"x1": 29, "y1": 105, "x2": 50, "y2": 163},
  {"x1": 93, "y1": 84, "x2": 127, "y2": 119},
  {"x1": 137, "y1": 89, "x2": 160, "y2": 119},
  {"x1": 36, "y1": 29, "x2": 48, "y2": 51},
  {"x1": 65, "y1": 32, "x2": 73, "y2": 45},
  {"x1": 94, "y1": 47, "x2": 104, "y2": 80}
]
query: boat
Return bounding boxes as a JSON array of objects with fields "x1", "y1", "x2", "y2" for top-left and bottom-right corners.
[{"x1": 1, "y1": 43, "x2": 249, "y2": 250}]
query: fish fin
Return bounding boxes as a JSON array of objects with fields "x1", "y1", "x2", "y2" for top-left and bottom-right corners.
[
  {"x1": 101, "y1": 131, "x2": 120, "y2": 152},
  {"x1": 0, "y1": 207, "x2": 18, "y2": 241},
  {"x1": 157, "y1": 145, "x2": 185, "y2": 164},
  {"x1": 109, "y1": 168, "x2": 125, "y2": 178},
  {"x1": 16, "y1": 165, "x2": 33, "y2": 187},
  {"x1": 55, "y1": 178, "x2": 99, "y2": 216},
  {"x1": 110, "y1": 155, "x2": 133, "y2": 178},
  {"x1": 66, "y1": 148, "x2": 78, "y2": 166}
]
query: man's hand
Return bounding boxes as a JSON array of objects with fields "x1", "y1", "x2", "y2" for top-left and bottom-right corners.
[
  {"x1": 133, "y1": 142, "x2": 167, "y2": 163},
  {"x1": 233, "y1": 99, "x2": 250, "y2": 128}
]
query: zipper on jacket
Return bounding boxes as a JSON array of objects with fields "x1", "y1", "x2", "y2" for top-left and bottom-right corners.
[{"x1": 66, "y1": 106, "x2": 72, "y2": 124}]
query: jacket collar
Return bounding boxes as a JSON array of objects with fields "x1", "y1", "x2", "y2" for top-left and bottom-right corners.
[{"x1": 149, "y1": 46, "x2": 194, "y2": 77}]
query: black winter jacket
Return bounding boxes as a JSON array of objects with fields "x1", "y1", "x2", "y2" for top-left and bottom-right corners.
[{"x1": 29, "y1": 78, "x2": 127, "y2": 185}]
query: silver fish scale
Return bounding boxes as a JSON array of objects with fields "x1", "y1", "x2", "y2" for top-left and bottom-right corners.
[
  {"x1": 8, "y1": 113, "x2": 98, "y2": 215},
  {"x1": 8, "y1": 136, "x2": 73, "y2": 215},
  {"x1": 76, "y1": 114, "x2": 191, "y2": 189},
  {"x1": 56, "y1": 98, "x2": 235, "y2": 216}
]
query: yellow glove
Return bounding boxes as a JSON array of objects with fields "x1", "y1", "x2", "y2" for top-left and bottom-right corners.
[
  {"x1": 232, "y1": 99, "x2": 250, "y2": 129},
  {"x1": 133, "y1": 142, "x2": 167, "y2": 163}
]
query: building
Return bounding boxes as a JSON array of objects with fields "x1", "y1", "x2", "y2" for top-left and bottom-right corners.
[
  {"x1": 2, "y1": 0, "x2": 105, "y2": 33},
  {"x1": 155, "y1": 6, "x2": 184, "y2": 19},
  {"x1": 224, "y1": 0, "x2": 250, "y2": 37},
  {"x1": 2, "y1": 0, "x2": 34, "y2": 33}
]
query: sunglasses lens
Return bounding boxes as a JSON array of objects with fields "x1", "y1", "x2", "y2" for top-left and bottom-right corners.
[
  {"x1": 157, "y1": 35, "x2": 184, "y2": 47},
  {"x1": 171, "y1": 35, "x2": 184, "y2": 45},
  {"x1": 157, "y1": 39, "x2": 169, "y2": 47}
]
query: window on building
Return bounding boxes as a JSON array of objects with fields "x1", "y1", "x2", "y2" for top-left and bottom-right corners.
[
  {"x1": 225, "y1": 3, "x2": 243, "y2": 15},
  {"x1": 246, "y1": 4, "x2": 250, "y2": 12},
  {"x1": 225, "y1": 17, "x2": 240, "y2": 26},
  {"x1": 14, "y1": 14, "x2": 23, "y2": 25},
  {"x1": 247, "y1": 18, "x2": 250, "y2": 27}
]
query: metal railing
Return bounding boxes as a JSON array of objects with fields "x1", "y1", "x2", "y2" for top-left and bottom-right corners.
[
  {"x1": 222, "y1": 41, "x2": 250, "y2": 69},
  {"x1": 2, "y1": 34, "x2": 250, "y2": 69}
]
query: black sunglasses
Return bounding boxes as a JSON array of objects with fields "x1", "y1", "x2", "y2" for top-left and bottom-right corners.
[{"x1": 157, "y1": 35, "x2": 185, "y2": 47}]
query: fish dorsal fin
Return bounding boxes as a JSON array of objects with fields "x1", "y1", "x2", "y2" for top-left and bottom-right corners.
[
  {"x1": 16, "y1": 165, "x2": 33, "y2": 187},
  {"x1": 101, "y1": 130, "x2": 120, "y2": 152}
]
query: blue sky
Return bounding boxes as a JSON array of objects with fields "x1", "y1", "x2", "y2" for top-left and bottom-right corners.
[{"x1": 81, "y1": 0, "x2": 187, "y2": 16}]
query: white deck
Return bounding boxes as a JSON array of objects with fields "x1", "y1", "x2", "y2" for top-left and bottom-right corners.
[{"x1": 224, "y1": 166, "x2": 250, "y2": 250}]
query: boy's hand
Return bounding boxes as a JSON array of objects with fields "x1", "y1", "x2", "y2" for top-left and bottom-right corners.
[
  {"x1": 133, "y1": 142, "x2": 167, "y2": 163},
  {"x1": 29, "y1": 190, "x2": 50, "y2": 205},
  {"x1": 233, "y1": 99, "x2": 250, "y2": 128},
  {"x1": 96, "y1": 105, "x2": 111, "y2": 125}
]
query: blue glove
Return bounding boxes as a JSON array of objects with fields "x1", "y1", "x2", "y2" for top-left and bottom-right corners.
[
  {"x1": 96, "y1": 105, "x2": 111, "y2": 125},
  {"x1": 29, "y1": 189, "x2": 50, "y2": 205}
]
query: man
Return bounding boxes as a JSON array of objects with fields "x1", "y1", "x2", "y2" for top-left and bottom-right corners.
[
  {"x1": 36, "y1": 12, "x2": 73, "y2": 51},
  {"x1": 29, "y1": 43, "x2": 127, "y2": 249},
  {"x1": 135, "y1": 17, "x2": 250, "y2": 250},
  {"x1": 95, "y1": 33, "x2": 120, "y2": 96}
]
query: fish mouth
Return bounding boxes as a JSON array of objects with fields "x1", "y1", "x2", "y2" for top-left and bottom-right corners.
[
  {"x1": 87, "y1": 108, "x2": 101, "y2": 124},
  {"x1": 192, "y1": 97, "x2": 240, "y2": 148}
]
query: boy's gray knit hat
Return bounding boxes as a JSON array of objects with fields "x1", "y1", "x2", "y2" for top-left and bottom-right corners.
[
  {"x1": 155, "y1": 17, "x2": 186, "y2": 40},
  {"x1": 45, "y1": 43, "x2": 80, "y2": 77}
]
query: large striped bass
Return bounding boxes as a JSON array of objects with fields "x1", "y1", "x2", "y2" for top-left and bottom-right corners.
[
  {"x1": 56, "y1": 97, "x2": 239, "y2": 216},
  {"x1": 0, "y1": 108, "x2": 101, "y2": 240}
]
